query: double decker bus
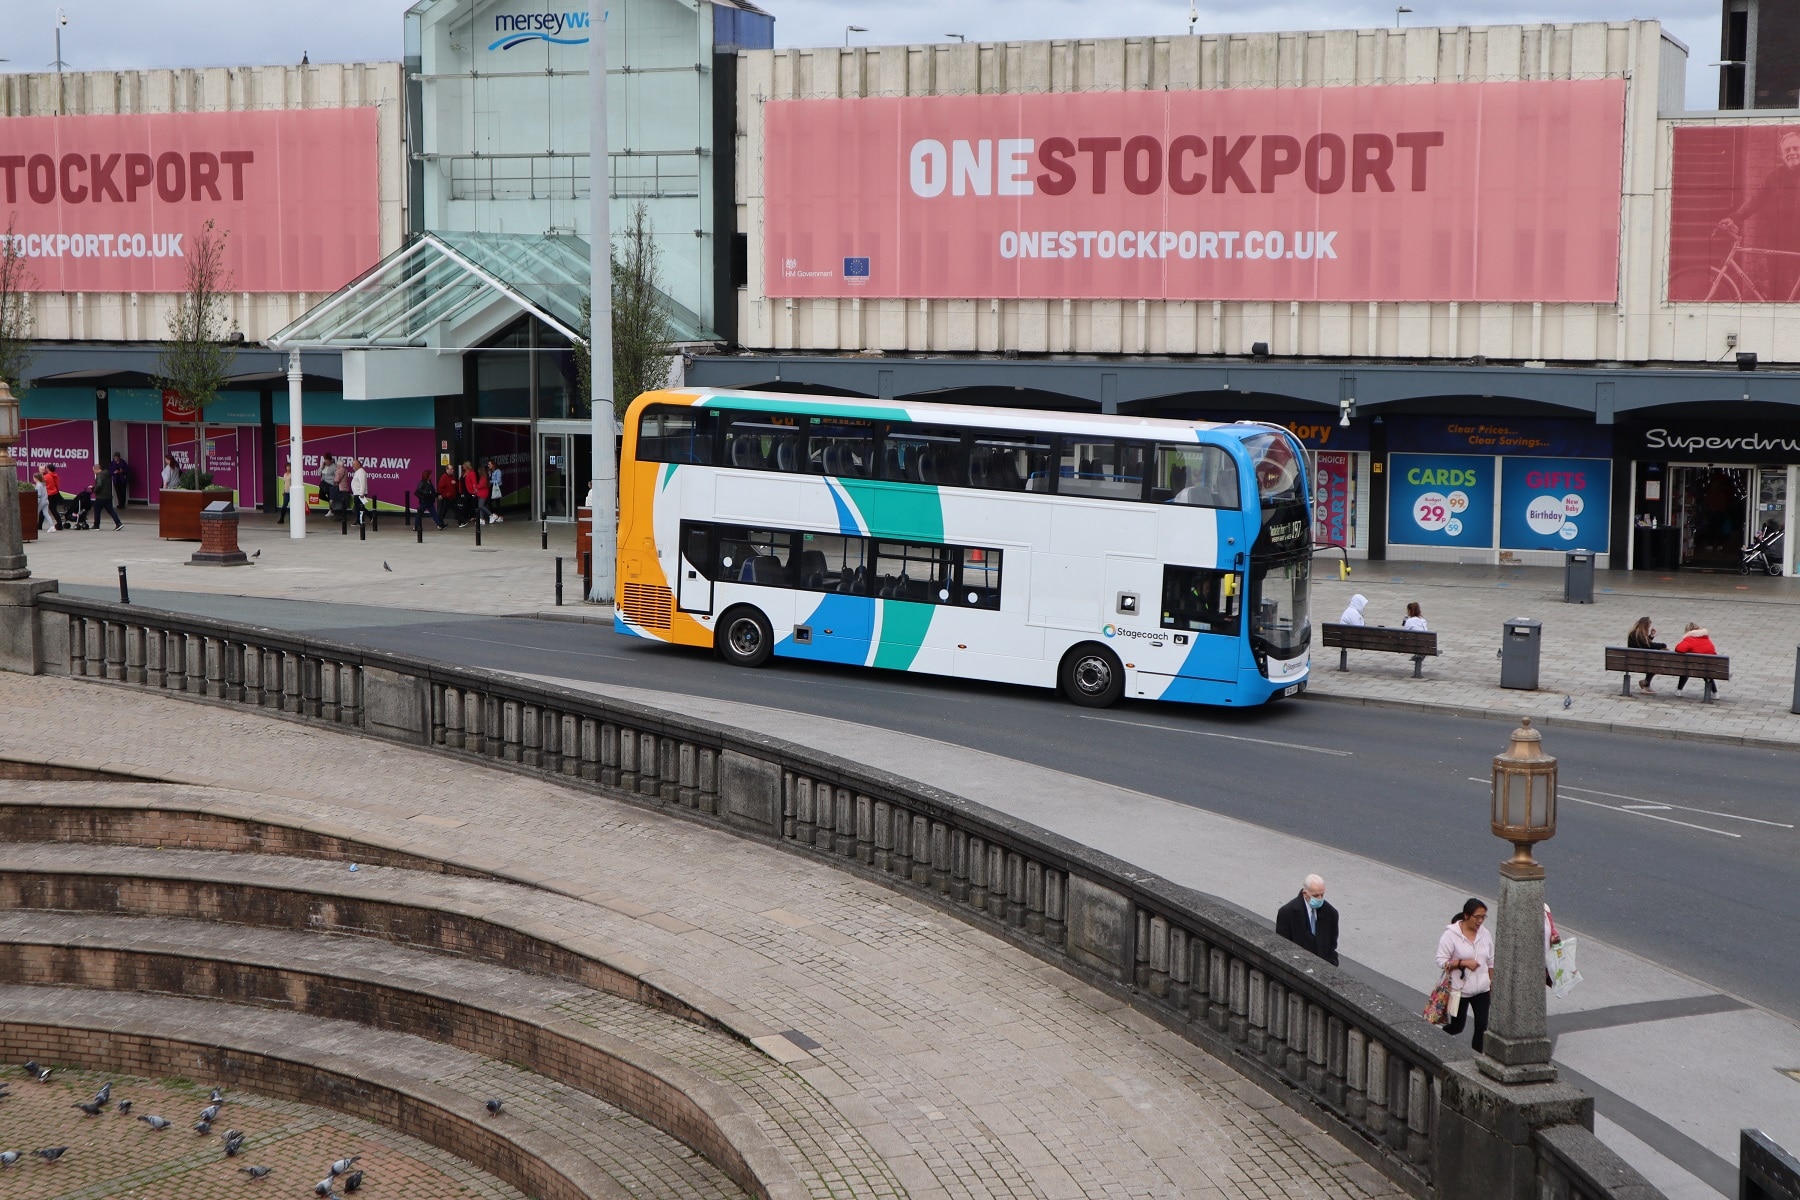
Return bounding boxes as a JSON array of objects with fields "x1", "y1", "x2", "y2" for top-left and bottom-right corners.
[{"x1": 614, "y1": 389, "x2": 1311, "y2": 708}]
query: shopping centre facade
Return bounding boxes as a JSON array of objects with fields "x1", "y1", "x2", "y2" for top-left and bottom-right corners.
[{"x1": 10, "y1": 9, "x2": 1800, "y2": 569}]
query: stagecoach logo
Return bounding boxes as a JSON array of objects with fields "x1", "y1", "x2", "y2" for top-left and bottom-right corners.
[
  {"x1": 1102, "y1": 624, "x2": 1161, "y2": 641},
  {"x1": 489, "y1": 10, "x2": 591, "y2": 50}
]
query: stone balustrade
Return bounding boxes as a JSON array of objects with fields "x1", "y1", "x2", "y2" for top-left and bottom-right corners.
[{"x1": 31, "y1": 593, "x2": 1664, "y2": 1200}]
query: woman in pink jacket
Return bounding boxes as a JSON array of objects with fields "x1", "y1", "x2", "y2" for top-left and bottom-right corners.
[{"x1": 1436, "y1": 897, "x2": 1494, "y2": 1052}]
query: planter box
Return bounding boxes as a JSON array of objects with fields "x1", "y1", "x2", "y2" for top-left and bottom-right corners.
[
  {"x1": 159, "y1": 489, "x2": 233, "y2": 541},
  {"x1": 18, "y1": 489, "x2": 35, "y2": 543}
]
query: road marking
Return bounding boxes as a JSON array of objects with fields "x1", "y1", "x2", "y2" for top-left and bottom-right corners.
[
  {"x1": 446, "y1": 632, "x2": 630, "y2": 660},
  {"x1": 1465, "y1": 778, "x2": 1741, "y2": 838},
  {"x1": 1083, "y1": 715, "x2": 1353, "y2": 756},
  {"x1": 1560, "y1": 784, "x2": 1794, "y2": 829}
]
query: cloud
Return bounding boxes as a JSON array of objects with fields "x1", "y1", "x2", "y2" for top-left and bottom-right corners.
[{"x1": 5, "y1": 0, "x2": 1725, "y2": 111}]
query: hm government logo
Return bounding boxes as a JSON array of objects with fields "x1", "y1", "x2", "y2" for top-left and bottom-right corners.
[{"x1": 489, "y1": 10, "x2": 591, "y2": 50}]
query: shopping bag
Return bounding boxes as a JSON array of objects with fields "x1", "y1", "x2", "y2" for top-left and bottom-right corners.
[
  {"x1": 1423, "y1": 973, "x2": 1453, "y2": 1025},
  {"x1": 1547, "y1": 936, "x2": 1583, "y2": 997}
]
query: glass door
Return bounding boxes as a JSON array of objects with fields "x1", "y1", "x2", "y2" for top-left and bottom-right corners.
[
  {"x1": 538, "y1": 433, "x2": 570, "y2": 521},
  {"x1": 1673, "y1": 465, "x2": 1753, "y2": 569}
]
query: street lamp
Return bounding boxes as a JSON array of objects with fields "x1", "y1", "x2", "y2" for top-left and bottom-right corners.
[
  {"x1": 1480, "y1": 718, "x2": 1558, "y2": 1083},
  {"x1": 946, "y1": 32, "x2": 965, "y2": 42},
  {"x1": 845, "y1": 24, "x2": 867, "y2": 46},
  {"x1": 0, "y1": 377, "x2": 30, "y2": 583},
  {"x1": 1394, "y1": 5, "x2": 1412, "y2": 27}
]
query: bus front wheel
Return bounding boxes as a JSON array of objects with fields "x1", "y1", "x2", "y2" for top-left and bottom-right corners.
[
  {"x1": 717, "y1": 607, "x2": 774, "y2": 668},
  {"x1": 1059, "y1": 644, "x2": 1124, "y2": 708}
]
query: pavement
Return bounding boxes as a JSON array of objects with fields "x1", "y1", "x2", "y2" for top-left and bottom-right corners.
[{"x1": 15, "y1": 509, "x2": 1800, "y2": 1197}]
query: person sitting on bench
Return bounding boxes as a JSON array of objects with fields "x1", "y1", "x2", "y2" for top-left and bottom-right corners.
[
  {"x1": 1339, "y1": 594, "x2": 1368, "y2": 626},
  {"x1": 1627, "y1": 616, "x2": 1665, "y2": 693},
  {"x1": 1672, "y1": 622, "x2": 1719, "y2": 698}
]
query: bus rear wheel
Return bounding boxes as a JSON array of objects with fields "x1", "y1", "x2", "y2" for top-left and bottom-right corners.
[
  {"x1": 1059, "y1": 644, "x2": 1124, "y2": 708},
  {"x1": 716, "y1": 606, "x2": 774, "y2": 668}
]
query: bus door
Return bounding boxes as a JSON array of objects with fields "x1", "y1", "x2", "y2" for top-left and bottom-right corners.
[
  {"x1": 1135, "y1": 562, "x2": 1242, "y2": 691},
  {"x1": 677, "y1": 524, "x2": 714, "y2": 614}
]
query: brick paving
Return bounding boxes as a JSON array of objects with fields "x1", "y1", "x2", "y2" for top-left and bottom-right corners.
[
  {"x1": 1312, "y1": 562, "x2": 1800, "y2": 746},
  {"x1": 0, "y1": 674, "x2": 1402, "y2": 1200},
  {"x1": 0, "y1": 1064, "x2": 521, "y2": 1200}
]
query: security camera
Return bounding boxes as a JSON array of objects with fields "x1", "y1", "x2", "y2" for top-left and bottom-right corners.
[
  {"x1": 57, "y1": 8, "x2": 68, "y2": 26},
  {"x1": 1338, "y1": 397, "x2": 1356, "y2": 428}
]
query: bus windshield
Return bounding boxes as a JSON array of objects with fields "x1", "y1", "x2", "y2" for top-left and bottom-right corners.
[
  {"x1": 1249, "y1": 554, "x2": 1311, "y2": 660},
  {"x1": 1243, "y1": 432, "x2": 1305, "y2": 507}
]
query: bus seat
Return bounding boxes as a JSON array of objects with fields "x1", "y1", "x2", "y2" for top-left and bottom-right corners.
[
  {"x1": 1025, "y1": 474, "x2": 1049, "y2": 493},
  {"x1": 906, "y1": 453, "x2": 927, "y2": 483},
  {"x1": 775, "y1": 438, "x2": 797, "y2": 472},
  {"x1": 917, "y1": 449, "x2": 939, "y2": 484},
  {"x1": 995, "y1": 456, "x2": 1023, "y2": 490},
  {"x1": 885, "y1": 446, "x2": 904, "y2": 479},
  {"x1": 741, "y1": 555, "x2": 784, "y2": 584},
  {"x1": 799, "y1": 550, "x2": 827, "y2": 589},
  {"x1": 730, "y1": 437, "x2": 758, "y2": 469}
]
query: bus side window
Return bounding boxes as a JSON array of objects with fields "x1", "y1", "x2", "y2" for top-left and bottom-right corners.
[
  {"x1": 1160, "y1": 564, "x2": 1239, "y2": 634},
  {"x1": 884, "y1": 425, "x2": 965, "y2": 486},
  {"x1": 957, "y1": 547, "x2": 1003, "y2": 609},
  {"x1": 808, "y1": 418, "x2": 875, "y2": 479},
  {"x1": 970, "y1": 434, "x2": 1053, "y2": 492},
  {"x1": 639, "y1": 406, "x2": 717, "y2": 465},
  {"x1": 724, "y1": 414, "x2": 803, "y2": 473},
  {"x1": 1155, "y1": 444, "x2": 1241, "y2": 508},
  {"x1": 873, "y1": 540, "x2": 950, "y2": 602},
  {"x1": 1058, "y1": 439, "x2": 1150, "y2": 501}
]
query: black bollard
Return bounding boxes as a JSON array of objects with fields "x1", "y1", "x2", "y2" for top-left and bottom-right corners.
[
  {"x1": 372, "y1": 495, "x2": 380, "y2": 533},
  {"x1": 541, "y1": 521, "x2": 548, "y2": 551},
  {"x1": 555, "y1": 556, "x2": 564, "y2": 606},
  {"x1": 340, "y1": 506, "x2": 348, "y2": 536},
  {"x1": 359, "y1": 510, "x2": 366, "y2": 541},
  {"x1": 117, "y1": 564, "x2": 131, "y2": 605},
  {"x1": 582, "y1": 551, "x2": 592, "y2": 600},
  {"x1": 475, "y1": 512, "x2": 482, "y2": 547},
  {"x1": 416, "y1": 508, "x2": 424, "y2": 543}
]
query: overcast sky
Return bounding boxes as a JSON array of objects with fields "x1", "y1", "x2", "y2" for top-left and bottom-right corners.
[{"x1": 2, "y1": 0, "x2": 1726, "y2": 110}]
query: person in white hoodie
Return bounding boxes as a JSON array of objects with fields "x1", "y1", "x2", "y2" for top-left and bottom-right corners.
[
  {"x1": 350, "y1": 459, "x2": 371, "y2": 525},
  {"x1": 1339, "y1": 594, "x2": 1368, "y2": 625},
  {"x1": 1436, "y1": 897, "x2": 1494, "y2": 1052}
]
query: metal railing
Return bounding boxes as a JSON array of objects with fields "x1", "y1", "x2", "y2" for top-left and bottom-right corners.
[{"x1": 31, "y1": 592, "x2": 1663, "y2": 1200}]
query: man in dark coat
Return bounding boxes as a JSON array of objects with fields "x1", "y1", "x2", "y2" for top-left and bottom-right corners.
[{"x1": 1275, "y1": 874, "x2": 1339, "y2": 966}]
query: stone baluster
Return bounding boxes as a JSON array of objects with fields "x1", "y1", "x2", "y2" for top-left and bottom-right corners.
[
  {"x1": 580, "y1": 717, "x2": 602, "y2": 782},
  {"x1": 521, "y1": 703, "x2": 543, "y2": 767},
  {"x1": 1147, "y1": 915, "x2": 1170, "y2": 998},
  {"x1": 598, "y1": 722, "x2": 619, "y2": 786},
  {"x1": 790, "y1": 773, "x2": 812, "y2": 842},
  {"x1": 941, "y1": 825, "x2": 959, "y2": 897},
  {"x1": 911, "y1": 815, "x2": 932, "y2": 886},
  {"x1": 1345, "y1": 1027, "x2": 1369, "y2": 1122},
  {"x1": 1405, "y1": 1065, "x2": 1430, "y2": 1162},
  {"x1": 696, "y1": 746, "x2": 717, "y2": 813},
  {"x1": 1365, "y1": 1040, "x2": 1390, "y2": 1138},
  {"x1": 1043, "y1": 870, "x2": 1065, "y2": 947},
  {"x1": 1324, "y1": 1015, "x2": 1349, "y2": 1108},
  {"x1": 1227, "y1": 958, "x2": 1248, "y2": 1042},
  {"x1": 987, "y1": 844, "x2": 1008, "y2": 916},
  {"x1": 835, "y1": 789, "x2": 857, "y2": 858},
  {"x1": 124, "y1": 625, "x2": 146, "y2": 685},
  {"x1": 636, "y1": 732, "x2": 659, "y2": 796},
  {"x1": 966, "y1": 835, "x2": 988, "y2": 909},
  {"x1": 1307, "y1": 1003, "x2": 1328, "y2": 1091},
  {"x1": 1134, "y1": 910, "x2": 1152, "y2": 987},
  {"x1": 676, "y1": 740, "x2": 699, "y2": 805},
  {"x1": 947, "y1": 827, "x2": 969, "y2": 898},
  {"x1": 203, "y1": 636, "x2": 223, "y2": 696},
  {"x1": 1208, "y1": 947, "x2": 1229, "y2": 1032},
  {"x1": 145, "y1": 628, "x2": 167, "y2": 689},
  {"x1": 1249, "y1": 969, "x2": 1271, "y2": 1053},
  {"x1": 1286, "y1": 993, "x2": 1309, "y2": 1082},
  {"x1": 617, "y1": 727, "x2": 638, "y2": 790}
]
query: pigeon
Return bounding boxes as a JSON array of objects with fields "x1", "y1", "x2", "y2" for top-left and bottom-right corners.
[
  {"x1": 94, "y1": 1083, "x2": 111, "y2": 1105},
  {"x1": 0, "y1": 1151, "x2": 16, "y2": 1167},
  {"x1": 239, "y1": 1165, "x2": 272, "y2": 1179},
  {"x1": 382, "y1": 562, "x2": 392, "y2": 572},
  {"x1": 314, "y1": 1178, "x2": 337, "y2": 1196},
  {"x1": 138, "y1": 1115, "x2": 171, "y2": 1130},
  {"x1": 194, "y1": 1119, "x2": 212, "y2": 1135},
  {"x1": 342, "y1": 1169, "x2": 364, "y2": 1192},
  {"x1": 73, "y1": 1101, "x2": 103, "y2": 1117},
  {"x1": 224, "y1": 1136, "x2": 245, "y2": 1158},
  {"x1": 251, "y1": 549, "x2": 261, "y2": 558},
  {"x1": 330, "y1": 1155, "x2": 360, "y2": 1176},
  {"x1": 1562, "y1": 694, "x2": 1573, "y2": 709},
  {"x1": 222, "y1": 1129, "x2": 243, "y2": 1145},
  {"x1": 117, "y1": 1100, "x2": 132, "y2": 1115},
  {"x1": 209, "y1": 1088, "x2": 225, "y2": 1104},
  {"x1": 485, "y1": 1098, "x2": 504, "y2": 1116},
  {"x1": 21, "y1": 1060, "x2": 38, "y2": 1076},
  {"x1": 199, "y1": 1103, "x2": 220, "y2": 1122},
  {"x1": 35, "y1": 1147, "x2": 68, "y2": 1163},
  {"x1": 32, "y1": 1067, "x2": 50, "y2": 1083}
]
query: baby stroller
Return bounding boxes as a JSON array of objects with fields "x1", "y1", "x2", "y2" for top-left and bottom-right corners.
[{"x1": 1741, "y1": 523, "x2": 1784, "y2": 576}]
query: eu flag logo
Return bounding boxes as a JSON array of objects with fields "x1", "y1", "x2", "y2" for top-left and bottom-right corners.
[{"x1": 843, "y1": 257, "x2": 870, "y2": 278}]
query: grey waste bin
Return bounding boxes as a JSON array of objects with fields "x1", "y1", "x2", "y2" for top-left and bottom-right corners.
[
  {"x1": 1564, "y1": 550, "x2": 1594, "y2": 603},
  {"x1": 1501, "y1": 618, "x2": 1542, "y2": 690}
]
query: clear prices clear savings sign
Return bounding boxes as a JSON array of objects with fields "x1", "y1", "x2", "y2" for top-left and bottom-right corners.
[
  {"x1": 763, "y1": 80, "x2": 1625, "y2": 303},
  {"x1": 0, "y1": 108, "x2": 379, "y2": 293}
]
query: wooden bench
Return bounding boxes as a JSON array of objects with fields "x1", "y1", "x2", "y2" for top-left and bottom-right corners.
[
  {"x1": 1604, "y1": 647, "x2": 1730, "y2": 703},
  {"x1": 1321, "y1": 623, "x2": 1440, "y2": 678}
]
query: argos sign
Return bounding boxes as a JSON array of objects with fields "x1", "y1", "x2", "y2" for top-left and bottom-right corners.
[
  {"x1": 763, "y1": 79, "x2": 1626, "y2": 303},
  {"x1": 1499, "y1": 457, "x2": 1611, "y2": 553},
  {"x1": 0, "y1": 107, "x2": 379, "y2": 294}
]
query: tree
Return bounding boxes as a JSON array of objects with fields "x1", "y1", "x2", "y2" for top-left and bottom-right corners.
[
  {"x1": 607, "y1": 200, "x2": 674, "y2": 416},
  {"x1": 155, "y1": 220, "x2": 238, "y2": 477},
  {"x1": 0, "y1": 214, "x2": 34, "y2": 403}
]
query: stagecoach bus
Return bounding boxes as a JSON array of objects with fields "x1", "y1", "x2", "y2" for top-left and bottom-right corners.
[{"x1": 614, "y1": 389, "x2": 1312, "y2": 708}]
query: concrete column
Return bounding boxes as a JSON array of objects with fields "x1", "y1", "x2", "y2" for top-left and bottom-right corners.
[
  {"x1": 287, "y1": 348, "x2": 306, "y2": 539},
  {"x1": 1480, "y1": 866, "x2": 1556, "y2": 1083}
]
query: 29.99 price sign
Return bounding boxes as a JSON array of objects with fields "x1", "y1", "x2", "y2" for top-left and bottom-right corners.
[{"x1": 1388, "y1": 454, "x2": 1494, "y2": 548}]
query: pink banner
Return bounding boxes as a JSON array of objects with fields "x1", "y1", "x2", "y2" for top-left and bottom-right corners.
[
  {"x1": 764, "y1": 80, "x2": 1626, "y2": 303},
  {"x1": 0, "y1": 108, "x2": 380, "y2": 293},
  {"x1": 15, "y1": 418, "x2": 96, "y2": 484},
  {"x1": 1669, "y1": 125, "x2": 1800, "y2": 303}
]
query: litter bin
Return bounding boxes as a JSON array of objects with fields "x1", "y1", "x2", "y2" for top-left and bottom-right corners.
[
  {"x1": 1564, "y1": 550, "x2": 1594, "y2": 603},
  {"x1": 1501, "y1": 618, "x2": 1542, "y2": 690}
]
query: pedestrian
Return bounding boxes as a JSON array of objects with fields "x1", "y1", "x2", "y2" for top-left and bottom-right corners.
[
  {"x1": 277, "y1": 462, "x2": 292, "y2": 524},
  {"x1": 436, "y1": 464, "x2": 460, "y2": 528},
  {"x1": 318, "y1": 454, "x2": 339, "y2": 513},
  {"x1": 160, "y1": 454, "x2": 179, "y2": 491},
  {"x1": 1274, "y1": 873, "x2": 1339, "y2": 965},
  {"x1": 349, "y1": 458, "x2": 371, "y2": 525},
  {"x1": 90, "y1": 465, "x2": 123, "y2": 530},
  {"x1": 1436, "y1": 898, "x2": 1494, "y2": 1052},
  {"x1": 109, "y1": 451, "x2": 132, "y2": 509},
  {"x1": 33, "y1": 469, "x2": 54, "y2": 535},
  {"x1": 485, "y1": 459, "x2": 503, "y2": 524},
  {"x1": 1673, "y1": 622, "x2": 1720, "y2": 698},
  {"x1": 462, "y1": 460, "x2": 490, "y2": 526},
  {"x1": 42, "y1": 463, "x2": 64, "y2": 528},
  {"x1": 1627, "y1": 616, "x2": 1665, "y2": 693},
  {"x1": 415, "y1": 470, "x2": 444, "y2": 530},
  {"x1": 1339, "y1": 593, "x2": 1368, "y2": 626},
  {"x1": 1402, "y1": 602, "x2": 1428, "y2": 631}
]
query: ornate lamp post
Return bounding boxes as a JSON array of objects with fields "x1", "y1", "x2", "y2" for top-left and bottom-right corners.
[
  {"x1": 0, "y1": 378, "x2": 29, "y2": 582},
  {"x1": 1480, "y1": 717, "x2": 1558, "y2": 1083}
]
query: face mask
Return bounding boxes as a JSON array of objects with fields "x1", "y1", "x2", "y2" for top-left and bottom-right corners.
[{"x1": 1307, "y1": 896, "x2": 1325, "y2": 910}]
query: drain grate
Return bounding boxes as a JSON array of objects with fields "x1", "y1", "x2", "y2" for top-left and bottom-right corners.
[{"x1": 779, "y1": 1029, "x2": 821, "y2": 1051}]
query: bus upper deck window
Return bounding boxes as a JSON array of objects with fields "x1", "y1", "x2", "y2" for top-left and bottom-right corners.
[
  {"x1": 1243, "y1": 432, "x2": 1304, "y2": 506},
  {"x1": 638, "y1": 406, "x2": 717, "y2": 465},
  {"x1": 808, "y1": 417, "x2": 875, "y2": 479},
  {"x1": 1154, "y1": 444, "x2": 1241, "y2": 508}
]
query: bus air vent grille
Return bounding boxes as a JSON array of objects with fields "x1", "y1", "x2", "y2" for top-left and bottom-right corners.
[{"x1": 621, "y1": 583, "x2": 674, "y2": 629}]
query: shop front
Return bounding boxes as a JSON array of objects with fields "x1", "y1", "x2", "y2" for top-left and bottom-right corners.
[{"x1": 1617, "y1": 412, "x2": 1800, "y2": 574}]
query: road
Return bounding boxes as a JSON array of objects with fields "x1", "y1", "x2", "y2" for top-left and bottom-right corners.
[{"x1": 67, "y1": 585, "x2": 1800, "y2": 1023}]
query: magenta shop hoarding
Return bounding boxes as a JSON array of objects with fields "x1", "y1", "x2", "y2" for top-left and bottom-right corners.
[
  {"x1": 763, "y1": 79, "x2": 1626, "y2": 303},
  {"x1": 15, "y1": 418, "x2": 97, "y2": 484},
  {"x1": 274, "y1": 425, "x2": 435, "y2": 508}
]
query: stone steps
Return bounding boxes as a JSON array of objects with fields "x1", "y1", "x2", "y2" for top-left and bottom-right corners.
[{"x1": 0, "y1": 983, "x2": 742, "y2": 1200}]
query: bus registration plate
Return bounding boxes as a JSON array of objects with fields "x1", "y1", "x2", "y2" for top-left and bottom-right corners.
[{"x1": 1283, "y1": 685, "x2": 1301, "y2": 698}]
